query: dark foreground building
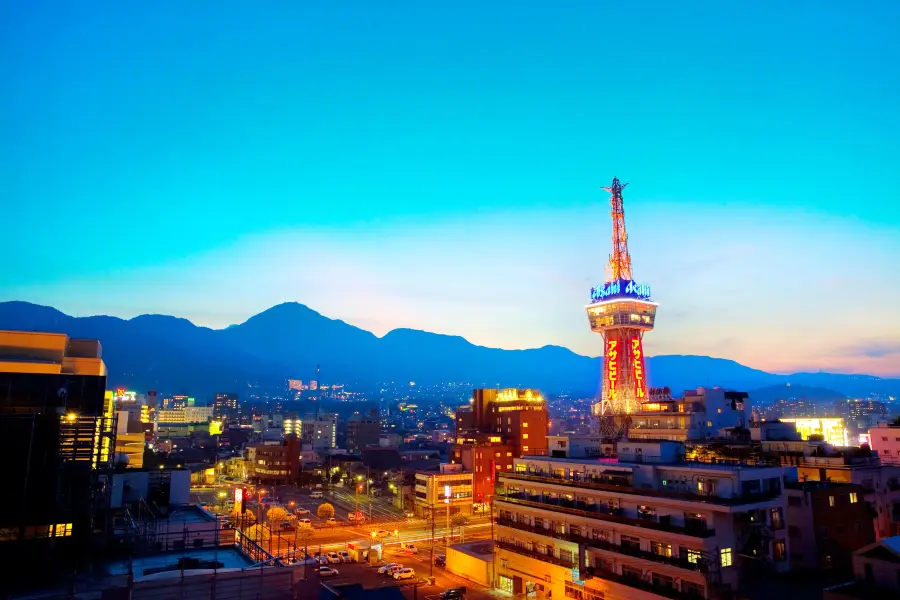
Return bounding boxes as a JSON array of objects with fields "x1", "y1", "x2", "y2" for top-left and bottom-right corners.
[{"x1": 0, "y1": 330, "x2": 115, "y2": 589}]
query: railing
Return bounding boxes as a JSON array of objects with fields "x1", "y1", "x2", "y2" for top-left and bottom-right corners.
[
  {"x1": 495, "y1": 517, "x2": 709, "y2": 571},
  {"x1": 500, "y1": 471, "x2": 782, "y2": 506},
  {"x1": 496, "y1": 495, "x2": 716, "y2": 538},
  {"x1": 495, "y1": 539, "x2": 576, "y2": 568},
  {"x1": 582, "y1": 566, "x2": 707, "y2": 600}
]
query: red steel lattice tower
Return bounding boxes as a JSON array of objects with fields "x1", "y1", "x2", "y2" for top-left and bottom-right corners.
[{"x1": 586, "y1": 178, "x2": 658, "y2": 441}]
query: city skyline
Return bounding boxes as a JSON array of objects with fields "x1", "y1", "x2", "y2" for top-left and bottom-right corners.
[{"x1": 2, "y1": 3, "x2": 899, "y2": 377}]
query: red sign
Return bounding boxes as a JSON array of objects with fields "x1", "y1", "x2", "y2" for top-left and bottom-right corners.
[
  {"x1": 606, "y1": 339, "x2": 618, "y2": 401},
  {"x1": 115, "y1": 388, "x2": 126, "y2": 397},
  {"x1": 234, "y1": 487, "x2": 243, "y2": 505},
  {"x1": 632, "y1": 337, "x2": 647, "y2": 400}
]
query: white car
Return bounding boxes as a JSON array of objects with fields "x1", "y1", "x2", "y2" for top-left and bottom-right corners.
[
  {"x1": 338, "y1": 550, "x2": 351, "y2": 563},
  {"x1": 298, "y1": 518, "x2": 312, "y2": 525},
  {"x1": 381, "y1": 565, "x2": 404, "y2": 577},
  {"x1": 378, "y1": 563, "x2": 402, "y2": 575},
  {"x1": 317, "y1": 555, "x2": 329, "y2": 566},
  {"x1": 318, "y1": 566, "x2": 339, "y2": 577},
  {"x1": 326, "y1": 552, "x2": 341, "y2": 564},
  {"x1": 295, "y1": 507, "x2": 310, "y2": 515},
  {"x1": 393, "y1": 568, "x2": 416, "y2": 581},
  {"x1": 326, "y1": 517, "x2": 337, "y2": 526}
]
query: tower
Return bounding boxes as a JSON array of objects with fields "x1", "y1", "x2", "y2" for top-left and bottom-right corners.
[{"x1": 586, "y1": 178, "x2": 658, "y2": 441}]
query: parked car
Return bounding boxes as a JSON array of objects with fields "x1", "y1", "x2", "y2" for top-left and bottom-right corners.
[
  {"x1": 316, "y1": 555, "x2": 329, "y2": 566},
  {"x1": 326, "y1": 552, "x2": 341, "y2": 564},
  {"x1": 399, "y1": 543, "x2": 418, "y2": 554},
  {"x1": 404, "y1": 511, "x2": 414, "y2": 518},
  {"x1": 326, "y1": 517, "x2": 337, "y2": 526},
  {"x1": 440, "y1": 587, "x2": 466, "y2": 600},
  {"x1": 318, "y1": 566, "x2": 339, "y2": 577},
  {"x1": 298, "y1": 518, "x2": 312, "y2": 525},
  {"x1": 375, "y1": 530, "x2": 391, "y2": 538},
  {"x1": 393, "y1": 568, "x2": 416, "y2": 581},
  {"x1": 378, "y1": 563, "x2": 402, "y2": 575},
  {"x1": 381, "y1": 564, "x2": 404, "y2": 577},
  {"x1": 295, "y1": 507, "x2": 310, "y2": 515},
  {"x1": 433, "y1": 554, "x2": 446, "y2": 567},
  {"x1": 280, "y1": 521, "x2": 295, "y2": 530},
  {"x1": 310, "y1": 491, "x2": 324, "y2": 499},
  {"x1": 337, "y1": 550, "x2": 351, "y2": 563}
]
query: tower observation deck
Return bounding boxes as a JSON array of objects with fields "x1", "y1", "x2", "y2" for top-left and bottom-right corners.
[{"x1": 586, "y1": 178, "x2": 658, "y2": 441}]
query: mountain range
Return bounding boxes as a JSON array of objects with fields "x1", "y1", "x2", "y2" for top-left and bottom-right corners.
[{"x1": 1, "y1": 301, "x2": 897, "y2": 400}]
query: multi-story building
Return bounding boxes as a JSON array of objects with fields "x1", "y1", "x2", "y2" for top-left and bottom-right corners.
[
  {"x1": 213, "y1": 392, "x2": 239, "y2": 420},
  {"x1": 156, "y1": 406, "x2": 214, "y2": 424},
  {"x1": 823, "y1": 536, "x2": 900, "y2": 599},
  {"x1": 454, "y1": 388, "x2": 549, "y2": 503},
  {"x1": 347, "y1": 414, "x2": 380, "y2": 452},
  {"x1": 301, "y1": 413, "x2": 338, "y2": 451},
  {"x1": 494, "y1": 441, "x2": 792, "y2": 600},
  {"x1": 628, "y1": 387, "x2": 750, "y2": 442},
  {"x1": 869, "y1": 423, "x2": 900, "y2": 465},
  {"x1": 0, "y1": 331, "x2": 116, "y2": 588},
  {"x1": 247, "y1": 436, "x2": 301, "y2": 485},
  {"x1": 785, "y1": 481, "x2": 874, "y2": 574},
  {"x1": 414, "y1": 464, "x2": 474, "y2": 519},
  {"x1": 780, "y1": 417, "x2": 849, "y2": 446}
]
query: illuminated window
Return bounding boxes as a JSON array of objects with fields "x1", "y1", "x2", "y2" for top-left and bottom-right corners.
[
  {"x1": 717, "y1": 408, "x2": 722, "y2": 414},
  {"x1": 849, "y1": 492, "x2": 858, "y2": 504},
  {"x1": 685, "y1": 549, "x2": 701, "y2": 564},
  {"x1": 523, "y1": 422, "x2": 529, "y2": 428},
  {"x1": 522, "y1": 433, "x2": 529, "y2": 440},
  {"x1": 828, "y1": 496, "x2": 835, "y2": 507},
  {"x1": 523, "y1": 446, "x2": 529, "y2": 452},
  {"x1": 720, "y1": 548, "x2": 732, "y2": 567},
  {"x1": 507, "y1": 452, "x2": 513, "y2": 457},
  {"x1": 706, "y1": 421, "x2": 713, "y2": 428}
]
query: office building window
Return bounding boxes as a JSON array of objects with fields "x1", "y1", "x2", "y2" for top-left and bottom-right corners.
[
  {"x1": 850, "y1": 492, "x2": 858, "y2": 504},
  {"x1": 829, "y1": 496, "x2": 835, "y2": 507}
]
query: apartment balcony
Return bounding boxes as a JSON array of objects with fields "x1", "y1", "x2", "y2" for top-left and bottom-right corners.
[
  {"x1": 496, "y1": 494, "x2": 716, "y2": 538},
  {"x1": 495, "y1": 539, "x2": 576, "y2": 568},
  {"x1": 495, "y1": 517, "x2": 709, "y2": 572},
  {"x1": 501, "y1": 471, "x2": 781, "y2": 506},
  {"x1": 582, "y1": 566, "x2": 706, "y2": 600}
]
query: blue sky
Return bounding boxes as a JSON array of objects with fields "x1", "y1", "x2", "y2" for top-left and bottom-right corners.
[{"x1": 2, "y1": 2, "x2": 898, "y2": 376}]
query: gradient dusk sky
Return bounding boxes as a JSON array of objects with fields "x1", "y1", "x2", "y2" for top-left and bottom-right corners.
[{"x1": 2, "y1": 2, "x2": 898, "y2": 376}]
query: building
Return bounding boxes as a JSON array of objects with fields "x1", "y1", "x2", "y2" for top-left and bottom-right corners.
[
  {"x1": 869, "y1": 423, "x2": 900, "y2": 465},
  {"x1": 247, "y1": 436, "x2": 301, "y2": 485},
  {"x1": 823, "y1": 536, "x2": 900, "y2": 599},
  {"x1": 494, "y1": 440, "x2": 792, "y2": 600},
  {"x1": 213, "y1": 392, "x2": 239, "y2": 420},
  {"x1": 156, "y1": 406, "x2": 214, "y2": 424},
  {"x1": 547, "y1": 435, "x2": 613, "y2": 458},
  {"x1": 0, "y1": 330, "x2": 116, "y2": 586},
  {"x1": 413, "y1": 464, "x2": 474, "y2": 519},
  {"x1": 781, "y1": 417, "x2": 850, "y2": 446},
  {"x1": 628, "y1": 387, "x2": 750, "y2": 442},
  {"x1": 786, "y1": 481, "x2": 874, "y2": 574},
  {"x1": 347, "y1": 414, "x2": 380, "y2": 452},
  {"x1": 585, "y1": 178, "x2": 657, "y2": 440},
  {"x1": 454, "y1": 388, "x2": 549, "y2": 503},
  {"x1": 302, "y1": 413, "x2": 338, "y2": 451}
]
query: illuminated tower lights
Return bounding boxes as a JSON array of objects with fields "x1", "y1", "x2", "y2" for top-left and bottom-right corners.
[{"x1": 586, "y1": 178, "x2": 658, "y2": 441}]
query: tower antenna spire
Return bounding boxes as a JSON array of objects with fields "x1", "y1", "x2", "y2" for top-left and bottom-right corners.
[{"x1": 602, "y1": 177, "x2": 633, "y2": 282}]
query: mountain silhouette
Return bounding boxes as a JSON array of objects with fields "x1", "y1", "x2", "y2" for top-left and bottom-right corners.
[{"x1": 0, "y1": 301, "x2": 897, "y2": 400}]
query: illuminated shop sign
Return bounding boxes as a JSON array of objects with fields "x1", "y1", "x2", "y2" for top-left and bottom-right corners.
[
  {"x1": 607, "y1": 340, "x2": 618, "y2": 401},
  {"x1": 590, "y1": 278, "x2": 651, "y2": 303},
  {"x1": 632, "y1": 337, "x2": 647, "y2": 400}
]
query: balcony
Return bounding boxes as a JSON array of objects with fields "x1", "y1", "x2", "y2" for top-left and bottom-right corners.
[
  {"x1": 583, "y1": 566, "x2": 707, "y2": 600},
  {"x1": 495, "y1": 539, "x2": 576, "y2": 568},
  {"x1": 501, "y1": 471, "x2": 781, "y2": 506},
  {"x1": 495, "y1": 517, "x2": 708, "y2": 571},
  {"x1": 496, "y1": 495, "x2": 716, "y2": 538}
]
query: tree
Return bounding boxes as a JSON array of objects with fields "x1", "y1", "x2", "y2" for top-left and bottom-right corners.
[
  {"x1": 317, "y1": 502, "x2": 335, "y2": 520},
  {"x1": 245, "y1": 523, "x2": 270, "y2": 543},
  {"x1": 451, "y1": 514, "x2": 470, "y2": 542},
  {"x1": 267, "y1": 506, "x2": 288, "y2": 529},
  {"x1": 295, "y1": 522, "x2": 315, "y2": 548}
]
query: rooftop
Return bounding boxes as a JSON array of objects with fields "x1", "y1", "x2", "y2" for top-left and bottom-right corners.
[{"x1": 517, "y1": 454, "x2": 781, "y2": 471}]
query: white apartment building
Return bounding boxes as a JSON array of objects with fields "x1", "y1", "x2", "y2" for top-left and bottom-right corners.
[
  {"x1": 494, "y1": 441, "x2": 791, "y2": 600},
  {"x1": 156, "y1": 406, "x2": 214, "y2": 423},
  {"x1": 628, "y1": 388, "x2": 750, "y2": 442},
  {"x1": 869, "y1": 423, "x2": 900, "y2": 466},
  {"x1": 301, "y1": 413, "x2": 337, "y2": 451}
]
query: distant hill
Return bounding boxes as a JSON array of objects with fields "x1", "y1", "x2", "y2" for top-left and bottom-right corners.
[
  {"x1": 1, "y1": 301, "x2": 898, "y2": 399},
  {"x1": 747, "y1": 383, "x2": 848, "y2": 406}
]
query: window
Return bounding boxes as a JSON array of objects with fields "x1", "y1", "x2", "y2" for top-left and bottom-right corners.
[
  {"x1": 682, "y1": 582, "x2": 704, "y2": 598},
  {"x1": 720, "y1": 548, "x2": 733, "y2": 567},
  {"x1": 523, "y1": 422, "x2": 529, "y2": 428},
  {"x1": 523, "y1": 446, "x2": 529, "y2": 452},
  {"x1": 850, "y1": 492, "x2": 858, "y2": 504},
  {"x1": 522, "y1": 433, "x2": 529, "y2": 440},
  {"x1": 882, "y1": 437, "x2": 889, "y2": 442},
  {"x1": 621, "y1": 535, "x2": 641, "y2": 551},
  {"x1": 717, "y1": 408, "x2": 722, "y2": 414},
  {"x1": 684, "y1": 549, "x2": 701, "y2": 564},
  {"x1": 774, "y1": 540, "x2": 786, "y2": 562},
  {"x1": 829, "y1": 496, "x2": 835, "y2": 507},
  {"x1": 622, "y1": 566, "x2": 642, "y2": 580},
  {"x1": 495, "y1": 452, "x2": 501, "y2": 458},
  {"x1": 706, "y1": 421, "x2": 713, "y2": 427},
  {"x1": 507, "y1": 452, "x2": 512, "y2": 457},
  {"x1": 652, "y1": 573, "x2": 674, "y2": 589},
  {"x1": 651, "y1": 541, "x2": 672, "y2": 557}
]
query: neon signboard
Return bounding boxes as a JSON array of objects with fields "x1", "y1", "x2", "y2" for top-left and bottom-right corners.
[
  {"x1": 607, "y1": 340, "x2": 618, "y2": 401},
  {"x1": 590, "y1": 278, "x2": 651, "y2": 303},
  {"x1": 632, "y1": 337, "x2": 647, "y2": 400}
]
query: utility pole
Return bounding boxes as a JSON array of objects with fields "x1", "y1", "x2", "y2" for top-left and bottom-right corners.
[{"x1": 429, "y1": 504, "x2": 435, "y2": 579}]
